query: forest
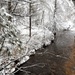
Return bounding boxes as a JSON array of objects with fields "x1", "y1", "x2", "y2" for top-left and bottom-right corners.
[{"x1": 0, "y1": 0, "x2": 75, "y2": 75}]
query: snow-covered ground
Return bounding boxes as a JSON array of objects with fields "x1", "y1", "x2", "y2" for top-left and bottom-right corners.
[
  {"x1": 17, "y1": 25, "x2": 54, "y2": 63},
  {"x1": 0, "y1": 24, "x2": 54, "y2": 75}
]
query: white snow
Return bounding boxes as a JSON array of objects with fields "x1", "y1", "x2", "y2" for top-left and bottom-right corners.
[
  {"x1": 19, "y1": 56, "x2": 30, "y2": 65},
  {"x1": 18, "y1": 25, "x2": 54, "y2": 54}
]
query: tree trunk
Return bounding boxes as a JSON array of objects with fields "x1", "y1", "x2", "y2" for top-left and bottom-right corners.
[
  {"x1": 29, "y1": 0, "x2": 32, "y2": 37},
  {"x1": 8, "y1": 0, "x2": 12, "y2": 21},
  {"x1": 53, "y1": 0, "x2": 57, "y2": 36}
]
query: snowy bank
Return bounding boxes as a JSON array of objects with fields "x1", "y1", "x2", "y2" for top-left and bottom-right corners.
[
  {"x1": 17, "y1": 26, "x2": 54, "y2": 61},
  {"x1": 0, "y1": 25, "x2": 54, "y2": 75}
]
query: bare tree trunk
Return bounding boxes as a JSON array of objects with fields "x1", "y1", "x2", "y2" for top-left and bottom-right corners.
[
  {"x1": 8, "y1": 0, "x2": 12, "y2": 21},
  {"x1": 53, "y1": 0, "x2": 57, "y2": 36},
  {"x1": 29, "y1": 0, "x2": 32, "y2": 37}
]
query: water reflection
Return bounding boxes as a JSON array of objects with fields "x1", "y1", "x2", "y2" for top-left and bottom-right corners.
[
  {"x1": 65, "y1": 44, "x2": 75, "y2": 75},
  {"x1": 15, "y1": 31, "x2": 75, "y2": 75}
]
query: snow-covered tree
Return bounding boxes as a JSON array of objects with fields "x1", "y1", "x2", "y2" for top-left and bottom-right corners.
[{"x1": 0, "y1": 6, "x2": 22, "y2": 56}]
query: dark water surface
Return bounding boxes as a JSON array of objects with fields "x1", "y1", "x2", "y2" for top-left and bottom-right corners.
[{"x1": 15, "y1": 31, "x2": 75, "y2": 75}]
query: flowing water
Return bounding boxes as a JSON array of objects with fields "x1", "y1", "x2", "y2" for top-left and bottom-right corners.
[{"x1": 15, "y1": 31, "x2": 75, "y2": 75}]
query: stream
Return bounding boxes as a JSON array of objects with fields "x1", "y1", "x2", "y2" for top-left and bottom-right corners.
[{"x1": 15, "y1": 31, "x2": 75, "y2": 75}]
